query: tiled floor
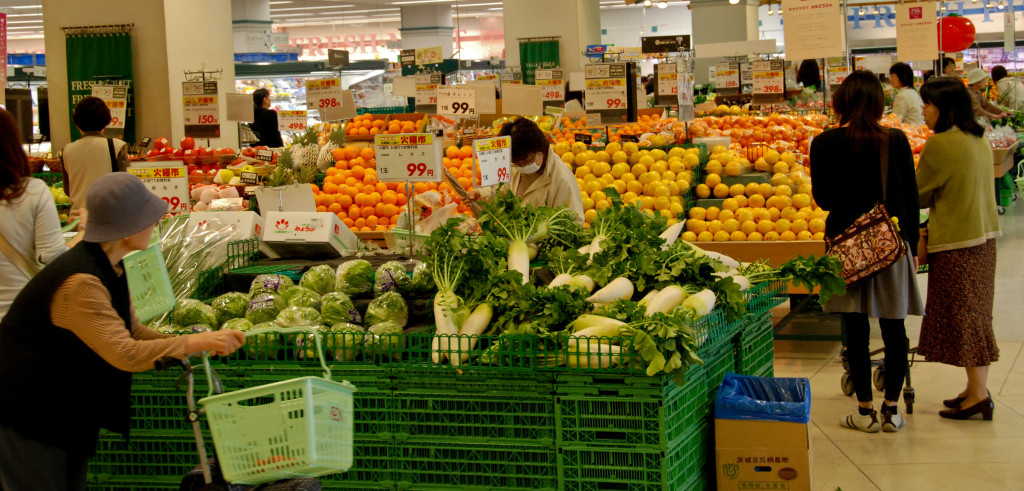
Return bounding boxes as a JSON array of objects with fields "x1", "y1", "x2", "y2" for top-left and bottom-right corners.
[{"x1": 771, "y1": 195, "x2": 1024, "y2": 491}]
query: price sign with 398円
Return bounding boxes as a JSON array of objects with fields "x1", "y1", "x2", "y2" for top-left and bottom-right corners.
[
  {"x1": 374, "y1": 134, "x2": 443, "y2": 183},
  {"x1": 128, "y1": 163, "x2": 190, "y2": 214},
  {"x1": 752, "y1": 60, "x2": 785, "y2": 97},
  {"x1": 182, "y1": 81, "x2": 220, "y2": 138},
  {"x1": 473, "y1": 136, "x2": 512, "y2": 187},
  {"x1": 306, "y1": 78, "x2": 346, "y2": 121}
]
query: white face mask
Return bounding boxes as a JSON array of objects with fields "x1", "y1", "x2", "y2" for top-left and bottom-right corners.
[{"x1": 517, "y1": 162, "x2": 542, "y2": 175}]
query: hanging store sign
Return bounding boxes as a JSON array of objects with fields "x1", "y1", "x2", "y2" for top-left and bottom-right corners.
[
  {"x1": 656, "y1": 63, "x2": 678, "y2": 96},
  {"x1": 305, "y1": 78, "x2": 346, "y2": 121},
  {"x1": 641, "y1": 35, "x2": 691, "y2": 54},
  {"x1": 91, "y1": 85, "x2": 129, "y2": 132},
  {"x1": 895, "y1": 2, "x2": 938, "y2": 62},
  {"x1": 584, "y1": 63, "x2": 628, "y2": 111},
  {"x1": 752, "y1": 60, "x2": 784, "y2": 96},
  {"x1": 414, "y1": 46, "x2": 444, "y2": 65},
  {"x1": 182, "y1": 81, "x2": 220, "y2": 138},
  {"x1": 535, "y1": 69, "x2": 565, "y2": 101},
  {"x1": 781, "y1": 0, "x2": 845, "y2": 62}
]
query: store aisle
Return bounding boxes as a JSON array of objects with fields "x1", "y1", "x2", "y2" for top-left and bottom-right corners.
[{"x1": 772, "y1": 197, "x2": 1024, "y2": 491}]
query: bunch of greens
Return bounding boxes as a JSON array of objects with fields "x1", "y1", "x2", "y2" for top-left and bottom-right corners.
[
  {"x1": 593, "y1": 300, "x2": 703, "y2": 384},
  {"x1": 581, "y1": 188, "x2": 671, "y2": 291},
  {"x1": 738, "y1": 255, "x2": 845, "y2": 304}
]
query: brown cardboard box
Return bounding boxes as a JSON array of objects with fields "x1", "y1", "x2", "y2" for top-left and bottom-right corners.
[
  {"x1": 344, "y1": 114, "x2": 388, "y2": 141},
  {"x1": 715, "y1": 419, "x2": 813, "y2": 491}
]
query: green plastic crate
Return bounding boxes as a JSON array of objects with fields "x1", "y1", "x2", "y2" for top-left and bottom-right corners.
[
  {"x1": 32, "y1": 172, "x2": 63, "y2": 187},
  {"x1": 700, "y1": 337, "x2": 736, "y2": 408},
  {"x1": 998, "y1": 187, "x2": 1013, "y2": 207},
  {"x1": 86, "y1": 476, "x2": 183, "y2": 491},
  {"x1": 738, "y1": 312, "x2": 774, "y2": 375},
  {"x1": 745, "y1": 281, "x2": 787, "y2": 317},
  {"x1": 88, "y1": 433, "x2": 203, "y2": 480},
  {"x1": 557, "y1": 438, "x2": 700, "y2": 491},
  {"x1": 227, "y1": 237, "x2": 261, "y2": 270},
  {"x1": 318, "y1": 437, "x2": 395, "y2": 489},
  {"x1": 193, "y1": 264, "x2": 226, "y2": 301},
  {"x1": 666, "y1": 421, "x2": 713, "y2": 490},
  {"x1": 394, "y1": 441, "x2": 557, "y2": 490}
]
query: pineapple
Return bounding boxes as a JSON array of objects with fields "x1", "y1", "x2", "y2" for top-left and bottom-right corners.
[
  {"x1": 316, "y1": 124, "x2": 346, "y2": 171},
  {"x1": 266, "y1": 149, "x2": 295, "y2": 187},
  {"x1": 295, "y1": 162, "x2": 318, "y2": 184},
  {"x1": 289, "y1": 126, "x2": 321, "y2": 169}
]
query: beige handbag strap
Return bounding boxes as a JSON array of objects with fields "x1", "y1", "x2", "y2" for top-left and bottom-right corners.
[{"x1": 0, "y1": 231, "x2": 40, "y2": 279}]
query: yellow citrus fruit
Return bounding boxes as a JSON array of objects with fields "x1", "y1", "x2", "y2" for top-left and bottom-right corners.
[
  {"x1": 584, "y1": 180, "x2": 602, "y2": 194},
  {"x1": 705, "y1": 173, "x2": 722, "y2": 188},
  {"x1": 592, "y1": 161, "x2": 611, "y2": 177},
  {"x1": 713, "y1": 183, "x2": 731, "y2": 199},
  {"x1": 764, "y1": 231, "x2": 781, "y2": 241},
  {"x1": 780, "y1": 206, "x2": 798, "y2": 222},
  {"x1": 714, "y1": 230, "x2": 731, "y2": 242},
  {"x1": 754, "y1": 158, "x2": 771, "y2": 172},
  {"x1": 725, "y1": 162, "x2": 743, "y2": 176},
  {"x1": 747, "y1": 194, "x2": 766, "y2": 208},
  {"x1": 812, "y1": 232, "x2": 825, "y2": 240},
  {"x1": 669, "y1": 202, "x2": 685, "y2": 217},
  {"x1": 584, "y1": 209, "x2": 598, "y2": 222},
  {"x1": 740, "y1": 220, "x2": 757, "y2": 235},
  {"x1": 792, "y1": 193, "x2": 811, "y2": 208},
  {"x1": 626, "y1": 180, "x2": 644, "y2": 195},
  {"x1": 622, "y1": 141, "x2": 639, "y2": 155},
  {"x1": 695, "y1": 184, "x2": 711, "y2": 199},
  {"x1": 745, "y1": 182, "x2": 761, "y2": 196},
  {"x1": 718, "y1": 209, "x2": 735, "y2": 222},
  {"x1": 683, "y1": 154, "x2": 700, "y2": 170},
  {"x1": 768, "y1": 207, "x2": 782, "y2": 221},
  {"x1": 753, "y1": 208, "x2": 772, "y2": 222},
  {"x1": 780, "y1": 151, "x2": 797, "y2": 165},
  {"x1": 604, "y1": 142, "x2": 622, "y2": 154},
  {"x1": 631, "y1": 163, "x2": 648, "y2": 177},
  {"x1": 649, "y1": 161, "x2": 668, "y2": 174},
  {"x1": 763, "y1": 149, "x2": 780, "y2": 165},
  {"x1": 681, "y1": 231, "x2": 698, "y2": 242},
  {"x1": 661, "y1": 170, "x2": 677, "y2": 182},
  {"x1": 654, "y1": 196, "x2": 671, "y2": 210},
  {"x1": 570, "y1": 141, "x2": 587, "y2": 154},
  {"x1": 668, "y1": 159, "x2": 685, "y2": 173},
  {"x1": 640, "y1": 196, "x2": 655, "y2": 210},
  {"x1": 747, "y1": 231, "x2": 764, "y2": 241},
  {"x1": 796, "y1": 230, "x2": 813, "y2": 240},
  {"x1": 596, "y1": 200, "x2": 611, "y2": 211},
  {"x1": 722, "y1": 197, "x2": 739, "y2": 212},
  {"x1": 756, "y1": 220, "x2": 774, "y2": 234},
  {"x1": 775, "y1": 185, "x2": 793, "y2": 197},
  {"x1": 689, "y1": 219, "x2": 709, "y2": 234},
  {"x1": 712, "y1": 144, "x2": 728, "y2": 154},
  {"x1": 706, "y1": 160, "x2": 723, "y2": 175},
  {"x1": 621, "y1": 172, "x2": 637, "y2": 184},
  {"x1": 653, "y1": 185, "x2": 671, "y2": 198},
  {"x1": 705, "y1": 206, "x2": 721, "y2": 221},
  {"x1": 639, "y1": 171, "x2": 658, "y2": 186},
  {"x1": 583, "y1": 174, "x2": 598, "y2": 185},
  {"x1": 667, "y1": 182, "x2": 681, "y2": 196},
  {"x1": 638, "y1": 156, "x2": 655, "y2": 169},
  {"x1": 594, "y1": 151, "x2": 611, "y2": 163},
  {"x1": 773, "y1": 161, "x2": 790, "y2": 175},
  {"x1": 729, "y1": 184, "x2": 746, "y2": 197},
  {"x1": 591, "y1": 190, "x2": 608, "y2": 203},
  {"x1": 708, "y1": 219, "x2": 723, "y2": 234},
  {"x1": 730, "y1": 231, "x2": 747, "y2": 241},
  {"x1": 758, "y1": 182, "x2": 775, "y2": 198},
  {"x1": 623, "y1": 191, "x2": 639, "y2": 203},
  {"x1": 610, "y1": 162, "x2": 630, "y2": 178},
  {"x1": 734, "y1": 195, "x2": 748, "y2": 208},
  {"x1": 601, "y1": 174, "x2": 616, "y2": 186},
  {"x1": 554, "y1": 142, "x2": 570, "y2": 155},
  {"x1": 611, "y1": 151, "x2": 629, "y2": 164},
  {"x1": 809, "y1": 218, "x2": 826, "y2": 234},
  {"x1": 722, "y1": 219, "x2": 740, "y2": 233},
  {"x1": 775, "y1": 218, "x2": 792, "y2": 233},
  {"x1": 791, "y1": 219, "x2": 809, "y2": 234},
  {"x1": 677, "y1": 180, "x2": 690, "y2": 194},
  {"x1": 562, "y1": 152, "x2": 575, "y2": 164},
  {"x1": 689, "y1": 207, "x2": 707, "y2": 220},
  {"x1": 581, "y1": 197, "x2": 595, "y2": 210},
  {"x1": 697, "y1": 231, "x2": 714, "y2": 242},
  {"x1": 736, "y1": 208, "x2": 755, "y2": 223},
  {"x1": 780, "y1": 231, "x2": 797, "y2": 241}
]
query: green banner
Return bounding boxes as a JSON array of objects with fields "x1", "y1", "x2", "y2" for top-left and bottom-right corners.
[
  {"x1": 65, "y1": 30, "x2": 135, "y2": 143},
  {"x1": 519, "y1": 39, "x2": 560, "y2": 85}
]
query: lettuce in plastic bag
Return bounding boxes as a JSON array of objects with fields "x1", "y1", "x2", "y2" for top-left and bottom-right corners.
[
  {"x1": 211, "y1": 292, "x2": 250, "y2": 326},
  {"x1": 411, "y1": 260, "x2": 432, "y2": 293},
  {"x1": 247, "y1": 321, "x2": 280, "y2": 359},
  {"x1": 296, "y1": 327, "x2": 323, "y2": 361},
  {"x1": 275, "y1": 306, "x2": 322, "y2": 327},
  {"x1": 335, "y1": 259, "x2": 373, "y2": 296},
  {"x1": 321, "y1": 292, "x2": 362, "y2": 326},
  {"x1": 173, "y1": 299, "x2": 219, "y2": 329},
  {"x1": 284, "y1": 286, "x2": 321, "y2": 310},
  {"x1": 373, "y1": 261, "x2": 411, "y2": 296},
  {"x1": 327, "y1": 323, "x2": 366, "y2": 362},
  {"x1": 185, "y1": 324, "x2": 212, "y2": 333},
  {"x1": 364, "y1": 291, "x2": 408, "y2": 328},
  {"x1": 249, "y1": 274, "x2": 294, "y2": 297},
  {"x1": 299, "y1": 265, "x2": 336, "y2": 295},
  {"x1": 221, "y1": 318, "x2": 253, "y2": 332},
  {"x1": 245, "y1": 293, "x2": 286, "y2": 325},
  {"x1": 363, "y1": 321, "x2": 405, "y2": 361}
]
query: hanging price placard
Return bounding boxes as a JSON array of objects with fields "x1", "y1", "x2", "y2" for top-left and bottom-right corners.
[
  {"x1": 656, "y1": 63, "x2": 678, "y2": 96},
  {"x1": 305, "y1": 78, "x2": 345, "y2": 121},
  {"x1": 828, "y1": 65, "x2": 850, "y2": 86},
  {"x1": 584, "y1": 63, "x2": 628, "y2": 111},
  {"x1": 414, "y1": 73, "x2": 441, "y2": 106},
  {"x1": 182, "y1": 81, "x2": 220, "y2": 138},
  {"x1": 473, "y1": 136, "x2": 512, "y2": 187},
  {"x1": 374, "y1": 134, "x2": 442, "y2": 182},
  {"x1": 278, "y1": 110, "x2": 308, "y2": 132},
  {"x1": 715, "y1": 62, "x2": 740, "y2": 91},
  {"x1": 91, "y1": 85, "x2": 128, "y2": 131},
  {"x1": 437, "y1": 85, "x2": 476, "y2": 116},
  {"x1": 128, "y1": 163, "x2": 189, "y2": 214},
  {"x1": 752, "y1": 60, "x2": 785, "y2": 96},
  {"x1": 535, "y1": 69, "x2": 565, "y2": 101}
]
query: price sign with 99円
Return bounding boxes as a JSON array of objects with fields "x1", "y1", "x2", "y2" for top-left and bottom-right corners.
[
  {"x1": 473, "y1": 136, "x2": 512, "y2": 187},
  {"x1": 374, "y1": 134, "x2": 443, "y2": 183},
  {"x1": 306, "y1": 78, "x2": 346, "y2": 121},
  {"x1": 128, "y1": 163, "x2": 189, "y2": 214},
  {"x1": 437, "y1": 85, "x2": 476, "y2": 116}
]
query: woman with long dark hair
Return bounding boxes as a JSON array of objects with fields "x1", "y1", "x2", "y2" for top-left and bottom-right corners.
[
  {"x1": 810, "y1": 70, "x2": 922, "y2": 433},
  {"x1": 797, "y1": 59, "x2": 822, "y2": 92},
  {"x1": 0, "y1": 109, "x2": 70, "y2": 322},
  {"x1": 916, "y1": 77, "x2": 1001, "y2": 420}
]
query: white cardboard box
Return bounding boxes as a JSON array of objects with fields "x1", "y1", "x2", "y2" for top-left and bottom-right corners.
[
  {"x1": 262, "y1": 211, "x2": 359, "y2": 258},
  {"x1": 186, "y1": 211, "x2": 279, "y2": 259}
]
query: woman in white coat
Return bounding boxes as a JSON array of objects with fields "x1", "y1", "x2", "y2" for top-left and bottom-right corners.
[{"x1": 888, "y1": 62, "x2": 925, "y2": 126}]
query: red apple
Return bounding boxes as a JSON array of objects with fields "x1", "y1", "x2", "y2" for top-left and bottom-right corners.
[
  {"x1": 197, "y1": 147, "x2": 212, "y2": 157},
  {"x1": 159, "y1": 147, "x2": 173, "y2": 156},
  {"x1": 146, "y1": 149, "x2": 160, "y2": 158},
  {"x1": 180, "y1": 137, "x2": 195, "y2": 151},
  {"x1": 241, "y1": 148, "x2": 256, "y2": 158},
  {"x1": 183, "y1": 149, "x2": 199, "y2": 165},
  {"x1": 154, "y1": 137, "x2": 170, "y2": 151}
]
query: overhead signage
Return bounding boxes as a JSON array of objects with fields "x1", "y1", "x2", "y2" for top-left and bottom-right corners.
[
  {"x1": 327, "y1": 49, "x2": 350, "y2": 67},
  {"x1": 373, "y1": 134, "x2": 442, "y2": 182},
  {"x1": 781, "y1": 0, "x2": 845, "y2": 62},
  {"x1": 182, "y1": 81, "x2": 220, "y2": 138},
  {"x1": 895, "y1": 1, "x2": 938, "y2": 62},
  {"x1": 641, "y1": 35, "x2": 691, "y2": 53},
  {"x1": 584, "y1": 63, "x2": 628, "y2": 111},
  {"x1": 415, "y1": 46, "x2": 443, "y2": 65},
  {"x1": 400, "y1": 49, "x2": 416, "y2": 67},
  {"x1": 752, "y1": 60, "x2": 785, "y2": 96}
]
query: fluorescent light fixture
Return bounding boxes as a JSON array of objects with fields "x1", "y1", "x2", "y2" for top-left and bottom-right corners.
[
  {"x1": 391, "y1": 0, "x2": 456, "y2": 5},
  {"x1": 730, "y1": 0, "x2": 741, "y2": 4},
  {"x1": 658, "y1": 0, "x2": 668, "y2": 8},
  {"x1": 643, "y1": 0, "x2": 653, "y2": 6},
  {"x1": 8, "y1": 5, "x2": 42, "y2": 8},
  {"x1": 457, "y1": 2, "x2": 504, "y2": 5},
  {"x1": 270, "y1": 5, "x2": 356, "y2": 11},
  {"x1": 271, "y1": 13, "x2": 312, "y2": 17},
  {"x1": 6, "y1": 20, "x2": 44, "y2": 24},
  {"x1": 487, "y1": 7, "x2": 502, "y2": 10}
]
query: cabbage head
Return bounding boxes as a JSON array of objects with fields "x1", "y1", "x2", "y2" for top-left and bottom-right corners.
[
  {"x1": 327, "y1": 323, "x2": 366, "y2": 362},
  {"x1": 245, "y1": 293, "x2": 286, "y2": 325},
  {"x1": 321, "y1": 292, "x2": 362, "y2": 325},
  {"x1": 364, "y1": 291, "x2": 408, "y2": 328},
  {"x1": 299, "y1": 265, "x2": 335, "y2": 295},
  {"x1": 335, "y1": 259, "x2": 373, "y2": 296},
  {"x1": 211, "y1": 292, "x2": 250, "y2": 326},
  {"x1": 249, "y1": 274, "x2": 294, "y2": 297},
  {"x1": 221, "y1": 318, "x2": 253, "y2": 332},
  {"x1": 411, "y1": 260, "x2": 433, "y2": 293},
  {"x1": 247, "y1": 321, "x2": 281, "y2": 360},
  {"x1": 296, "y1": 327, "x2": 324, "y2": 361},
  {"x1": 173, "y1": 299, "x2": 219, "y2": 329},
  {"x1": 275, "y1": 306, "x2": 322, "y2": 328},
  {"x1": 284, "y1": 286, "x2": 321, "y2": 310},
  {"x1": 185, "y1": 324, "x2": 212, "y2": 333},
  {"x1": 363, "y1": 321, "x2": 405, "y2": 361}
]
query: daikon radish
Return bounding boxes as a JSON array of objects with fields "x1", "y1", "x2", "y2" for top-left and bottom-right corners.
[{"x1": 586, "y1": 277, "x2": 634, "y2": 304}]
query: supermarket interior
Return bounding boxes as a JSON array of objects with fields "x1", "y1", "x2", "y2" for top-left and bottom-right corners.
[{"x1": 1, "y1": 0, "x2": 1024, "y2": 490}]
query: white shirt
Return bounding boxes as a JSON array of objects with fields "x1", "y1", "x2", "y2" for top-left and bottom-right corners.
[
  {"x1": 0, "y1": 179, "x2": 68, "y2": 321},
  {"x1": 892, "y1": 87, "x2": 925, "y2": 126},
  {"x1": 62, "y1": 134, "x2": 128, "y2": 213},
  {"x1": 997, "y1": 77, "x2": 1024, "y2": 112}
]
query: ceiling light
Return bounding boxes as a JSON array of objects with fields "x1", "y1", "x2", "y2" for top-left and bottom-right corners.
[
  {"x1": 998, "y1": 0, "x2": 1006, "y2": 9},
  {"x1": 873, "y1": 6, "x2": 879, "y2": 14},
  {"x1": 657, "y1": 0, "x2": 668, "y2": 8},
  {"x1": 768, "y1": 5, "x2": 774, "y2": 15},
  {"x1": 940, "y1": 4, "x2": 947, "y2": 11},
  {"x1": 270, "y1": 5, "x2": 356, "y2": 11},
  {"x1": 858, "y1": 7, "x2": 866, "y2": 15},
  {"x1": 730, "y1": 0, "x2": 740, "y2": 4},
  {"x1": 643, "y1": 0, "x2": 653, "y2": 6},
  {"x1": 391, "y1": 0, "x2": 457, "y2": 5},
  {"x1": 986, "y1": 0, "x2": 994, "y2": 7}
]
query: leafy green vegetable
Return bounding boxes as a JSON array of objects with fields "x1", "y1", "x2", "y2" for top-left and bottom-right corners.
[
  {"x1": 275, "y1": 306, "x2": 322, "y2": 327},
  {"x1": 336, "y1": 260, "x2": 374, "y2": 296},
  {"x1": 410, "y1": 260, "x2": 433, "y2": 293},
  {"x1": 486, "y1": 273, "x2": 590, "y2": 337},
  {"x1": 582, "y1": 188, "x2": 670, "y2": 292},
  {"x1": 221, "y1": 318, "x2": 253, "y2": 332},
  {"x1": 173, "y1": 299, "x2": 219, "y2": 329},
  {"x1": 299, "y1": 264, "x2": 336, "y2": 295},
  {"x1": 320, "y1": 292, "x2": 361, "y2": 326},
  {"x1": 541, "y1": 246, "x2": 589, "y2": 276},
  {"x1": 249, "y1": 274, "x2": 294, "y2": 297},
  {"x1": 711, "y1": 276, "x2": 747, "y2": 323},
  {"x1": 363, "y1": 321, "x2": 405, "y2": 361},
  {"x1": 326, "y1": 323, "x2": 365, "y2": 361},
  {"x1": 741, "y1": 255, "x2": 846, "y2": 304},
  {"x1": 364, "y1": 291, "x2": 408, "y2": 328},
  {"x1": 245, "y1": 293, "x2": 286, "y2": 325},
  {"x1": 283, "y1": 286, "x2": 321, "y2": 310},
  {"x1": 211, "y1": 292, "x2": 249, "y2": 326},
  {"x1": 374, "y1": 261, "x2": 411, "y2": 296},
  {"x1": 247, "y1": 321, "x2": 280, "y2": 359}
]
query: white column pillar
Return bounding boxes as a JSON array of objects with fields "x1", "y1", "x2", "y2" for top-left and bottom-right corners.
[
  {"x1": 502, "y1": 0, "x2": 601, "y2": 73},
  {"x1": 232, "y1": 0, "x2": 273, "y2": 54},
  {"x1": 399, "y1": 5, "x2": 454, "y2": 57},
  {"x1": 690, "y1": 0, "x2": 761, "y2": 84}
]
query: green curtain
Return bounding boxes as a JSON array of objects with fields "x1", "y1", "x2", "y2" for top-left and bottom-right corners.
[
  {"x1": 519, "y1": 40, "x2": 560, "y2": 85},
  {"x1": 65, "y1": 31, "x2": 135, "y2": 142}
]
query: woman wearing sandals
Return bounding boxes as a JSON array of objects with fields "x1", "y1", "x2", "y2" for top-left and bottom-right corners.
[
  {"x1": 810, "y1": 70, "x2": 923, "y2": 433},
  {"x1": 916, "y1": 77, "x2": 1002, "y2": 420}
]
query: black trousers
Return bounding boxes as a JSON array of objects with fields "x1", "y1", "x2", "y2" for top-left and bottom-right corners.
[
  {"x1": 0, "y1": 426, "x2": 88, "y2": 491},
  {"x1": 844, "y1": 313, "x2": 908, "y2": 404}
]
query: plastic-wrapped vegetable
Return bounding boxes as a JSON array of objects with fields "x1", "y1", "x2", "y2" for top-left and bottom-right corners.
[
  {"x1": 363, "y1": 321, "x2": 405, "y2": 361},
  {"x1": 411, "y1": 260, "x2": 432, "y2": 293},
  {"x1": 173, "y1": 299, "x2": 219, "y2": 329},
  {"x1": 296, "y1": 327, "x2": 323, "y2": 361},
  {"x1": 221, "y1": 318, "x2": 253, "y2": 332},
  {"x1": 245, "y1": 293, "x2": 286, "y2": 325},
  {"x1": 335, "y1": 259, "x2": 373, "y2": 296},
  {"x1": 249, "y1": 274, "x2": 294, "y2": 297},
  {"x1": 275, "y1": 306, "x2": 322, "y2": 328},
  {"x1": 185, "y1": 324, "x2": 213, "y2": 333},
  {"x1": 211, "y1": 292, "x2": 250, "y2": 326},
  {"x1": 247, "y1": 321, "x2": 280, "y2": 359},
  {"x1": 299, "y1": 265, "x2": 336, "y2": 295},
  {"x1": 283, "y1": 286, "x2": 321, "y2": 310},
  {"x1": 321, "y1": 292, "x2": 362, "y2": 326},
  {"x1": 373, "y1": 261, "x2": 411, "y2": 296},
  {"x1": 364, "y1": 291, "x2": 408, "y2": 328},
  {"x1": 327, "y1": 323, "x2": 366, "y2": 362}
]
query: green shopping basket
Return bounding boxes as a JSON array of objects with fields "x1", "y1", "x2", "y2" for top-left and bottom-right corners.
[
  {"x1": 198, "y1": 326, "x2": 356, "y2": 485},
  {"x1": 123, "y1": 235, "x2": 176, "y2": 323}
]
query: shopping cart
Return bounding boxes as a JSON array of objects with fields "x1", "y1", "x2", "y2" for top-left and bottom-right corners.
[{"x1": 155, "y1": 326, "x2": 356, "y2": 490}]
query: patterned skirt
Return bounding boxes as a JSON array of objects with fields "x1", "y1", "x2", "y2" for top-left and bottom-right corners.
[{"x1": 917, "y1": 240, "x2": 1000, "y2": 367}]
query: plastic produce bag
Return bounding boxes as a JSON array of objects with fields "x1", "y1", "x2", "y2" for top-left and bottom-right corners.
[
  {"x1": 321, "y1": 292, "x2": 362, "y2": 325},
  {"x1": 327, "y1": 323, "x2": 366, "y2": 362},
  {"x1": 373, "y1": 261, "x2": 411, "y2": 296},
  {"x1": 335, "y1": 259, "x2": 374, "y2": 296},
  {"x1": 411, "y1": 260, "x2": 432, "y2": 293},
  {"x1": 247, "y1": 321, "x2": 280, "y2": 359},
  {"x1": 173, "y1": 299, "x2": 219, "y2": 329},
  {"x1": 364, "y1": 291, "x2": 408, "y2": 328},
  {"x1": 363, "y1": 321, "x2": 405, "y2": 361},
  {"x1": 221, "y1": 318, "x2": 253, "y2": 332},
  {"x1": 275, "y1": 306, "x2": 322, "y2": 328},
  {"x1": 245, "y1": 293, "x2": 286, "y2": 325},
  {"x1": 299, "y1": 264, "x2": 336, "y2": 295},
  {"x1": 714, "y1": 373, "x2": 811, "y2": 423},
  {"x1": 249, "y1": 274, "x2": 294, "y2": 297},
  {"x1": 283, "y1": 286, "x2": 322, "y2": 310},
  {"x1": 211, "y1": 292, "x2": 249, "y2": 326}
]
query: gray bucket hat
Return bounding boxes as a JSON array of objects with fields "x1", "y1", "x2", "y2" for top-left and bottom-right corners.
[{"x1": 83, "y1": 173, "x2": 168, "y2": 243}]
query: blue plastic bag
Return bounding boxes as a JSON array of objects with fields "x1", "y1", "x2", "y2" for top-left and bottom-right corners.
[{"x1": 714, "y1": 372, "x2": 811, "y2": 423}]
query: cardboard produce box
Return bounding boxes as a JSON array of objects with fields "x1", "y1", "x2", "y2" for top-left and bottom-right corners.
[
  {"x1": 262, "y1": 211, "x2": 359, "y2": 258},
  {"x1": 715, "y1": 375, "x2": 813, "y2": 491},
  {"x1": 186, "y1": 211, "x2": 279, "y2": 259}
]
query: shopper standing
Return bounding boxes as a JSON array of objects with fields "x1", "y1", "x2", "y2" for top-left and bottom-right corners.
[
  {"x1": 992, "y1": 65, "x2": 1024, "y2": 112},
  {"x1": 966, "y1": 68, "x2": 1008, "y2": 125},
  {"x1": 810, "y1": 70, "x2": 922, "y2": 433},
  {"x1": 61, "y1": 96, "x2": 129, "y2": 214},
  {"x1": 0, "y1": 109, "x2": 72, "y2": 322},
  {"x1": 796, "y1": 59, "x2": 822, "y2": 92},
  {"x1": 0, "y1": 173, "x2": 246, "y2": 490},
  {"x1": 251, "y1": 88, "x2": 284, "y2": 148},
  {"x1": 916, "y1": 77, "x2": 1002, "y2": 421},
  {"x1": 941, "y1": 57, "x2": 957, "y2": 77},
  {"x1": 888, "y1": 62, "x2": 925, "y2": 126}
]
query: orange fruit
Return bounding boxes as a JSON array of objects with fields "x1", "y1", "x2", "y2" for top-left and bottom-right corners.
[
  {"x1": 325, "y1": 167, "x2": 338, "y2": 177},
  {"x1": 321, "y1": 194, "x2": 336, "y2": 206},
  {"x1": 382, "y1": 203, "x2": 398, "y2": 217},
  {"x1": 327, "y1": 203, "x2": 342, "y2": 214},
  {"x1": 375, "y1": 202, "x2": 387, "y2": 216},
  {"x1": 382, "y1": 191, "x2": 398, "y2": 205},
  {"x1": 379, "y1": 216, "x2": 390, "y2": 226},
  {"x1": 458, "y1": 145, "x2": 473, "y2": 159},
  {"x1": 414, "y1": 182, "x2": 429, "y2": 194},
  {"x1": 361, "y1": 206, "x2": 375, "y2": 219},
  {"x1": 348, "y1": 204, "x2": 361, "y2": 217},
  {"x1": 361, "y1": 147, "x2": 375, "y2": 160},
  {"x1": 337, "y1": 194, "x2": 353, "y2": 208},
  {"x1": 316, "y1": 205, "x2": 327, "y2": 212},
  {"x1": 322, "y1": 182, "x2": 339, "y2": 195},
  {"x1": 396, "y1": 193, "x2": 408, "y2": 206},
  {"x1": 354, "y1": 218, "x2": 366, "y2": 229},
  {"x1": 375, "y1": 182, "x2": 387, "y2": 194},
  {"x1": 344, "y1": 176, "x2": 359, "y2": 187},
  {"x1": 366, "y1": 215, "x2": 379, "y2": 228},
  {"x1": 342, "y1": 218, "x2": 355, "y2": 228}
]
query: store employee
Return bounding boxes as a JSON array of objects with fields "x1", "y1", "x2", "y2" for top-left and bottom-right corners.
[
  {"x1": 251, "y1": 88, "x2": 284, "y2": 148},
  {"x1": 470, "y1": 118, "x2": 584, "y2": 222}
]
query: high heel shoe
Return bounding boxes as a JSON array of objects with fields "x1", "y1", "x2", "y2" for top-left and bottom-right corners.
[
  {"x1": 943, "y1": 390, "x2": 990, "y2": 409},
  {"x1": 939, "y1": 397, "x2": 994, "y2": 421}
]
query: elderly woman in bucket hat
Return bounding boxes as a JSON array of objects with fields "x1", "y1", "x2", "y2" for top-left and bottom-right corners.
[
  {"x1": 0, "y1": 173, "x2": 246, "y2": 491},
  {"x1": 966, "y1": 67, "x2": 1009, "y2": 125}
]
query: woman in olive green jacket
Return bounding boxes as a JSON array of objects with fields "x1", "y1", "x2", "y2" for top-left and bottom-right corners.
[{"x1": 916, "y1": 77, "x2": 1002, "y2": 421}]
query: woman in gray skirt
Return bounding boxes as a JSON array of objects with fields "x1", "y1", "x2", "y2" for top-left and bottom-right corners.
[{"x1": 810, "y1": 70, "x2": 923, "y2": 433}]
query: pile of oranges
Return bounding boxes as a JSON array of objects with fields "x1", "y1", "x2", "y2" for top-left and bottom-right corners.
[
  {"x1": 344, "y1": 114, "x2": 385, "y2": 137},
  {"x1": 313, "y1": 145, "x2": 406, "y2": 232},
  {"x1": 385, "y1": 118, "x2": 421, "y2": 135},
  {"x1": 686, "y1": 114, "x2": 827, "y2": 155},
  {"x1": 607, "y1": 114, "x2": 662, "y2": 142},
  {"x1": 550, "y1": 126, "x2": 606, "y2": 145},
  {"x1": 442, "y1": 145, "x2": 481, "y2": 195}
]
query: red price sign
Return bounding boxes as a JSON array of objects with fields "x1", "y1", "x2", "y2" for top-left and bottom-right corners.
[
  {"x1": 544, "y1": 91, "x2": 562, "y2": 99},
  {"x1": 288, "y1": 123, "x2": 305, "y2": 130},
  {"x1": 318, "y1": 98, "x2": 341, "y2": 108},
  {"x1": 606, "y1": 98, "x2": 625, "y2": 109},
  {"x1": 428, "y1": 96, "x2": 438, "y2": 104},
  {"x1": 406, "y1": 163, "x2": 429, "y2": 177},
  {"x1": 496, "y1": 166, "x2": 509, "y2": 181},
  {"x1": 197, "y1": 114, "x2": 218, "y2": 124}
]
